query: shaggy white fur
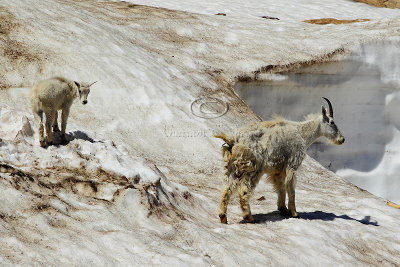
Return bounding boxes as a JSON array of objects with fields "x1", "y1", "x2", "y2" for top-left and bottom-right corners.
[
  {"x1": 30, "y1": 77, "x2": 95, "y2": 147},
  {"x1": 216, "y1": 98, "x2": 345, "y2": 223}
]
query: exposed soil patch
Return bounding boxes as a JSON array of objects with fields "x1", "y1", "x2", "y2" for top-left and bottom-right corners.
[
  {"x1": 261, "y1": 16, "x2": 279, "y2": 20},
  {"x1": 354, "y1": 0, "x2": 400, "y2": 8},
  {"x1": 236, "y1": 47, "x2": 346, "y2": 82},
  {"x1": 303, "y1": 18, "x2": 370, "y2": 25}
]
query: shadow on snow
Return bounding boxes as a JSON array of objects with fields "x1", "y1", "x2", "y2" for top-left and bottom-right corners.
[
  {"x1": 251, "y1": 210, "x2": 379, "y2": 226},
  {"x1": 49, "y1": 130, "x2": 102, "y2": 147}
]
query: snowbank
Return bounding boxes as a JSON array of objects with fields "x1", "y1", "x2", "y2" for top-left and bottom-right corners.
[
  {"x1": 0, "y1": 105, "x2": 202, "y2": 265},
  {"x1": 234, "y1": 40, "x2": 400, "y2": 204},
  {"x1": 130, "y1": 0, "x2": 400, "y2": 20}
]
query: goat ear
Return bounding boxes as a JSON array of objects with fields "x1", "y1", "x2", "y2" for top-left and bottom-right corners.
[
  {"x1": 322, "y1": 106, "x2": 327, "y2": 117},
  {"x1": 74, "y1": 81, "x2": 80, "y2": 88}
]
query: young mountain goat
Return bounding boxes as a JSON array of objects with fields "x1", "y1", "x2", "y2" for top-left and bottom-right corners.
[
  {"x1": 30, "y1": 77, "x2": 97, "y2": 147},
  {"x1": 215, "y1": 97, "x2": 344, "y2": 224}
]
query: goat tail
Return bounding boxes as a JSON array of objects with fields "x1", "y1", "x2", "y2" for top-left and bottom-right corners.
[
  {"x1": 214, "y1": 132, "x2": 235, "y2": 147},
  {"x1": 214, "y1": 132, "x2": 235, "y2": 170}
]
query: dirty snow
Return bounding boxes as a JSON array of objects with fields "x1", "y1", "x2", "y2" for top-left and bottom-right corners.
[
  {"x1": 1, "y1": 0, "x2": 400, "y2": 266},
  {"x1": 130, "y1": 0, "x2": 400, "y2": 20}
]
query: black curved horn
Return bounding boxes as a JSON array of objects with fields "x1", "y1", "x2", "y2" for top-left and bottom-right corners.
[
  {"x1": 322, "y1": 97, "x2": 333, "y2": 117},
  {"x1": 88, "y1": 81, "x2": 98, "y2": 87}
]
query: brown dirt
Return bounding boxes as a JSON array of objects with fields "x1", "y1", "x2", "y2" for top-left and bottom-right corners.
[
  {"x1": 0, "y1": 7, "x2": 37, "y2": 62},
  {"x1": 56, "y1": 0, "x2": 199, "y2": 26},
  {"x1": 237, "y1": 47, "x2": 347, "y2": 82},
  {"x1": 0, "y1": 159, "x2": 182, "y2": 222},
  {"x1": 303, "y1": 18, "x2": 371, "y2": 25},
  {"x1": 0, "y1": 6, "x2": 49, "y2": 89},
  {"x1": 354, "y1": 0, "x2": 400, "y2": 8}
]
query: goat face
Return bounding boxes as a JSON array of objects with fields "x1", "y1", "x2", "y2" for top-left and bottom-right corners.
[
  {"x1": 79, "y1": 85, "x2": 90, "y2": 105},
  {"x1": 75, "y1": 81, "x2": 96, "y2": 105},
  {"x1": 320, "y1": 97, "x2": 345, "y2": 145}
]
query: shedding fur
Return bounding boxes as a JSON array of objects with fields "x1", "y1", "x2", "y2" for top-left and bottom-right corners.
[
  {"x1": 216, "y1": 98, "x2": 345, "y2": 223},
  {"x1": 214, "y1": 132, "x2": 235, "y2": 163},
  {"x1": 30, "y1": 77, "x2": 96, "y2": 147}
]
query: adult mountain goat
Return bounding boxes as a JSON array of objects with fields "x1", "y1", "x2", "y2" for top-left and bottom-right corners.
[
  {"x1": 30, "y1": 77, "x2": 97, "y2": 147},
  {"x1": 215, "y1": 97, "x2": 344, "y2": 224}
]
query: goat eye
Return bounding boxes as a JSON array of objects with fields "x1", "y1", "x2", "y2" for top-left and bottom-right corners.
[{"x1": 330, "y1": 121, "x2": 334, "y2": 125}]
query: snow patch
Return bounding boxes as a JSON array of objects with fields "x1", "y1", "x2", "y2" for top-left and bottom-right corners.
[
  {"x1": 0, "y1": 104, "x2": 34, "y2": 141},
  {"x1": 224, "y1": 32, "x2": 239, "y2": 46}
]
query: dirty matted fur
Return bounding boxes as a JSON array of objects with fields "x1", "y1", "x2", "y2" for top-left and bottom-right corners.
[{"x1": 215, "y1": 99, "x2": 345, "y2": 224}]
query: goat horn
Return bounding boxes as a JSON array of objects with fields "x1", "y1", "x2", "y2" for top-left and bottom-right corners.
[
  {"x1": 322, "y1": 97, "x2": 333, "y2": 117},
  {"x1": 88, "y1": 81, "x2": 98, "y2": 87}
]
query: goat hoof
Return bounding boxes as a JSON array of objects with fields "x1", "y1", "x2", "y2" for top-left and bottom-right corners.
[
  {"x1": 53, "y1": 126, "x2": 60, "y2": 132},
  {"x1": 39, "y1": 140, "x2": 46, "y2": 147},
  {"x1": 47, "y1": 141, "x2": 53, "y2": 146},
  {"x1": 244, "y1": 215, "x2": 255, "y2": 223},
  {"x1": 60, "y1": 140, "x2": 68, "y2": 145},
  {"x1": 60, "y1": 133, "x2": 67, "y2": 141},
  {"x1": 279, "y1": 207, "x2": 290, "y2": 216},
  {"x1": 219, "y1": 214, "x2": 227, "y2": 224},
  {"x1": 291, "y1": 212, "x2": 299, "y2": 218}
]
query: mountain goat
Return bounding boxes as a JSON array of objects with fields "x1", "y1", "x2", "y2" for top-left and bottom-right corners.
[
  {"x1": 30, "y1": 77, "x2": 97, "y2": 147},
  {"x1": 215, "y1": 97, "x2": 344, "y2": 224}
]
